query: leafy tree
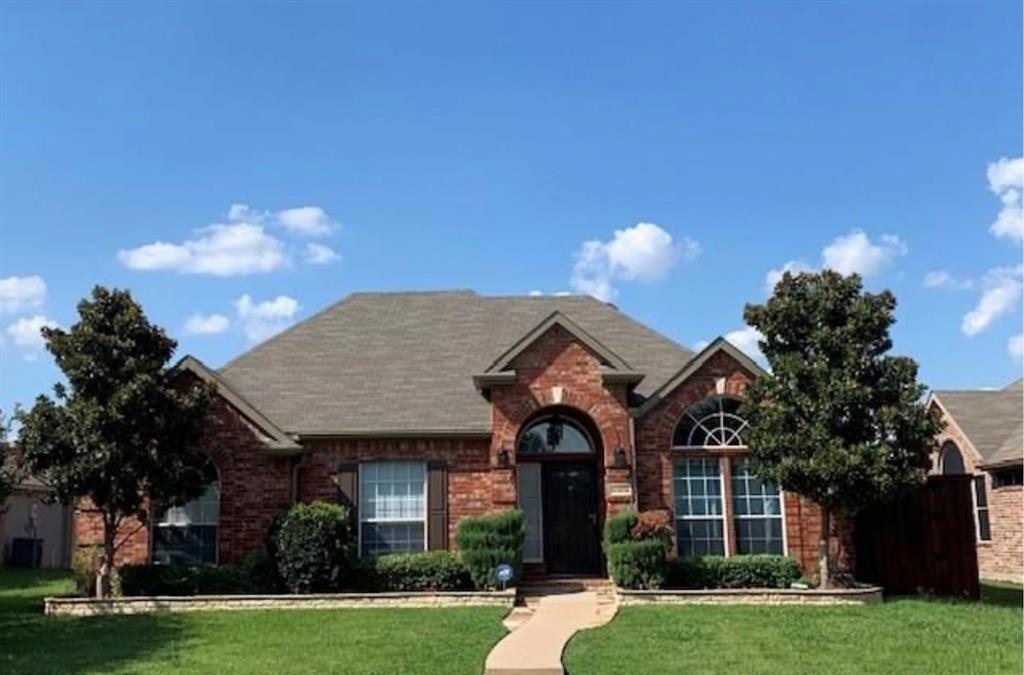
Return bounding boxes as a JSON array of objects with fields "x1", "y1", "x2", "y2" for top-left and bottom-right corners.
[
  {"x1": 17, "y1": 287, "x2": 211, "y2": 597},
  {"x1": 740, "y1": 271, "x2": 942, "y2": 588},
  {"x1": 0, "y1": 407, "x2": 26, "y2": 539}
]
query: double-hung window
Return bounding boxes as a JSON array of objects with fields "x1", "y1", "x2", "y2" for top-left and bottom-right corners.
[
  {"x1": 673, "y1": 457, "x2": 726, "y2": 556},
  {"x1": 359, "y1": 462, "x2": 426, "y2": 557},
  {"x1": 731, "y1": 458, "x2": 784, "y2": 554},
  {"x1": 973, "y1": 476, "x2": 991, "y2": 542},
  {"x1": 153, "y1": 462, "x2": 219, "y2": 565}
]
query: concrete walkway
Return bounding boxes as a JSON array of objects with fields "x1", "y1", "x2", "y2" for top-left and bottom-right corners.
[{"x1": 484, "y1": 590, "x2": 616, "y2": 675}]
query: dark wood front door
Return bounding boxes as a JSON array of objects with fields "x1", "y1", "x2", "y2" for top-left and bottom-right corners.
[{"x1": 542, "y1": 462, "x2": 600, "y2": 574}]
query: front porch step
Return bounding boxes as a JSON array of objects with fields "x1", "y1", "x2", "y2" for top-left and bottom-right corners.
[{"x1": 516, "y1": 576, "x2": 617, "y2": 608}]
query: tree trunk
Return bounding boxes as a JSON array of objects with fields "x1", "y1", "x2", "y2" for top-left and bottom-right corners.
[
  {"x1": 818, "y1": 506, "x2": 832, "y2": 589},
  {"x1": 97, "y1": 517, "x2": 116, "y2": 599}
]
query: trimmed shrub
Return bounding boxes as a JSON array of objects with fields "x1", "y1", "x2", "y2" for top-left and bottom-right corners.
[
  {"x1": 603, "y1": 509, "x2": 638, "y2": 547},
  {"x1": 71, "y1": 546, "x2": 103, "y2": 597},
  {"x1": 603, "y1": 509, "x2": 671, "y2": 590},
  {"x1": 272, "y1": 501, "x2": 355, "y2": 593},
  {"x1": 359, "y1": 551, "x2": 472, "y2": 591},
  {"x1": 668, "y1": 554, "x2": 802, "y2": 589},
  {"x1": 455, "y1": 510, "x2": 525, "y2": 590},
  {"x1": 119, "y1": 564, "x2": 248, "y2": 596},
  {"x1": 606, "y1": 538, "x2": 670, "y2": 590}
]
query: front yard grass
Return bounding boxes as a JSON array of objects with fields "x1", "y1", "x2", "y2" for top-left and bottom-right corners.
[
  {"x1": 564, "y1": 582, "x2": 1023, "y2": 674},
  {"x1": 0, "y1": 568, "x2": 507, "y2": 675}
]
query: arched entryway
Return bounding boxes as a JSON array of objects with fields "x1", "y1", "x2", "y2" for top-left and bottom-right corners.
[{"x1": 516, "y1": 407, "x2": 603, "y2": 575}]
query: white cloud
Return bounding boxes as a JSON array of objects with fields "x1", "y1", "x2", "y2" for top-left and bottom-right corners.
[
  {"x1": 724, "y1": 326, "x2": 765, "y2": 363},
  {"x1": 0, "y1": 276, "x2": 47, "y2": 313},
  {"x1": 570, "y1": 222, "x2": 698, "y2": 301},
  {"x1": 277, "y1": 206, "x2": 335, "y2": 237},
  {"x1": 235, "y1": 294, "x2": 300, "y2": 342},
  {"x1": 822, "y1": 230, "x2": 908, "y2": 276},
  {"x1": 6, "y1": 315, "x2": 60, "y2": 358},
  {"x1": 118, "y1": 223, "x2": 288, "y2": 276},
  {"x1": 987, "y1": 156, "x2": 1024, "y2": 243},
  {"x1": 922, "y1": 270, "x2": 974, "y2": 291},
  {"x1": 1009, "y1": 333, "x2": 1024, "y2": 362},
  {"x1": 528, "y1": 290, "x2": 543, "y2": 297},
  {"x1": 304, "y1": 243, "x2": 340, "y2": 265},
  {"x1": 961, "y1": 266, "x2": 1023, "y2": 336},
  {"x1": 183, "y1": 313, "x2": 231, "y2": 336},
  {"x1": 765, "y1": 230, "x2": 907, "y2": 292}
]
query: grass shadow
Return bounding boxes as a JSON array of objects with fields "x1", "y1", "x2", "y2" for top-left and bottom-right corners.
[
  {"x1": 981, "y1": 581, "x2": 1023, "y2": 608},
  {"x1": 0, "y1": 568, "x2": 189, "y2": 675}
]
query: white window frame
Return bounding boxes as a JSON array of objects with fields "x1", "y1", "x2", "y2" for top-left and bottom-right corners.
[
  {"x1": 673, "y1": 457, "x2": 730, "y2": 557},
  {"x1": 357, "y1": 461, "x2": 428, "y2": 558},
  {"x1": 971, "y1": 474, "x2": 992, "y2": 543},
  {"x1": 730, "y1": 457, "x2": 788, "y2": 556}
]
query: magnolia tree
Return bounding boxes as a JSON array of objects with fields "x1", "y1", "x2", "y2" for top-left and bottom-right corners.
[
  {"x1": 18, "y1": 287, "x2": 211, "y2": 597},
  {"x1": 739, "y1": 271, "x2": 942, "y2": 588}
]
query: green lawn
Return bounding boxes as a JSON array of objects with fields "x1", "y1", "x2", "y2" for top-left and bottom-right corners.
[
  {"x1": 564, "y1": 583, "x2": 1023, "y2": 675},
  {"x1": 0, "y1": 568, "x2": 507, "y2": 675}
]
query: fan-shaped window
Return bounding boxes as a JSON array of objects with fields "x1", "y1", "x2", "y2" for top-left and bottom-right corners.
[
  {"x1": 517, "y1": 415, "x2": 594, "y2": 455},
  {"x1": 940, "y1": 442, "x2": 965, "y2": 475},
  {"x1": 673, "y1": 397, "x2": 748, "y2": 448}
]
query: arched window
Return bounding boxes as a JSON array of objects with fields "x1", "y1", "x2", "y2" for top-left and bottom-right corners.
[
  {"x1": 940, "y1": 441, "x2": 965, "y2": 475},
  {"x1": 153, "y1": 460, "x2": 219, "y2": 565},
  {"x1": 517, "y1": 415, "x2": 595, "y2": 455},
  {"x1": 673, "y1": 396, "x2": 748, "y2": 448}
]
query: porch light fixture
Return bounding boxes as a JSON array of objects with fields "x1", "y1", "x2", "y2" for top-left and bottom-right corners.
[
  {"x1": 613, "y1": 445, "x2": 630, "y2": 470},
  {"x1": 496, "y1": 447, "x2": 510, "y2": 468}
]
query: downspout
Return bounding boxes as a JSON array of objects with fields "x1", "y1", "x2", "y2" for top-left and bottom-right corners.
[{"x1": 628, "y1": 415, "x2": 639, "y2": 510}]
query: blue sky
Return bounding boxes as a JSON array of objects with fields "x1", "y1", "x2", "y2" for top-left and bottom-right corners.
[{"x1": 1, "y1": 1, "x2": 1021, "y2": 418}]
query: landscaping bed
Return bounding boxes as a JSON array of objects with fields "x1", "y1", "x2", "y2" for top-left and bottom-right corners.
[{"x1": 616, "y1": 585, "x2": 882, "y2": 605}]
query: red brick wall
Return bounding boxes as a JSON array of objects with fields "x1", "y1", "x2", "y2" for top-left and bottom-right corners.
[
  {"x1": 73, "y1": 394, "x2": 295, "y2": 565},
  {"x1": 488, "y1": 324, "x2": 633, "y2": 517},
  {"x1": 634, "y1": 350, "x2": 847, "y2": 578},
  {"x1": 297, "y1": 437, "x2": 492, "y2": 547},
  {"x1": 930, "y1": 403, "x2": 1023, "y2": 582}
]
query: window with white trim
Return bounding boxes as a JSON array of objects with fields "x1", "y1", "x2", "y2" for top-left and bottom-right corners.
[
  {"x1": 359, "y1": 462, "x2": 426, "y2": 557},
  {"x1": 973, "y1": 476, "x2": 991, "y2": 542},
  {"x1": 153, "y1": 462, "x2": 219, "y2": 565},
  {"x1": 673, "y1": 396, "x2": 748, "y2": 448},
  {"x1": 731, "y1": 458, "x2": 784, "y2": 554},
  {"x1": 673, "y1": 458, "x2": 726, "y2": 556}
]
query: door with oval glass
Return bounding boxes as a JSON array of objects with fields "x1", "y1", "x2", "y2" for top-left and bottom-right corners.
[{"x1": 542, "y1": 462, "x2": 600, "y2": 574}]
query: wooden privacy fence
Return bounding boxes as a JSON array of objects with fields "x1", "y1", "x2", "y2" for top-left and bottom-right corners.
[{"x1": 855, "y1": 475, "x2": 979, "y2": 598}]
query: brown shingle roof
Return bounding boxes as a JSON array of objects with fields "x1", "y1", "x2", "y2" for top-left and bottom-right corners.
[
  {"x1": 218, "y1": 291, "x2": 694, "y2": 436},
  {"x1": 934, "y1": 380, "x2": 1023, "y2": 468}
]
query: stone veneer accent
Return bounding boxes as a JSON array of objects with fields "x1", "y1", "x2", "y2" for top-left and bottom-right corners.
[
  {"x1": 617, "y1": 586, "x2": 883, "y2": 606},
  {"x1": 45, "y1": 590, "x2": 516, "y2": 617}
]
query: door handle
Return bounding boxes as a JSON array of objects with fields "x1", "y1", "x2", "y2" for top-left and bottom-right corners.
[{"x1": 588, "y1": 513, "x2": 597, "y2": 524}]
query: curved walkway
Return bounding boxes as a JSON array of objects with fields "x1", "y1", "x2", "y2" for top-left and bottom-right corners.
[{"x1": 485, "y1": 590, "x2": 616, "y2": 675}]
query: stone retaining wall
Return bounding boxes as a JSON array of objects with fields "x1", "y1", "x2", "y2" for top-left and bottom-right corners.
[
  {"x1": 617, "y1": 586, "x2": 883, "y2": 606},
  {"x1": 45, "y1": 590, "x2": 516, "y2": 617}
]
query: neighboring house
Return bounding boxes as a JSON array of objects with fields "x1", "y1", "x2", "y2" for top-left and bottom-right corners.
[
  {"x1": 75, "y1": 291, "x2": 842, "y2": 577},
  {"x1": 929, "y1": 380, "x2": 1023, "y2": 583},
  {"x1": 1, "y1": 472, "x2": 73, "y2": 569}
]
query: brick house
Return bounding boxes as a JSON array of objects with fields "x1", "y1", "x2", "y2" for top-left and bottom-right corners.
[
  {"x1": 928, "y1": 380, "x2": 1023, "y2": 583},
  {"x1": 75, "y1": 291, "x2": 840, "y2": 577}
]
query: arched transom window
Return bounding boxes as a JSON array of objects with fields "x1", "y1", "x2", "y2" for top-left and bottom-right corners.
[
  {"x1": 517, "y1": 415, "x2": 595, "y2": 455},
  {"x1": 673, "y1": 396, "x2": 748, "y2": 448}
]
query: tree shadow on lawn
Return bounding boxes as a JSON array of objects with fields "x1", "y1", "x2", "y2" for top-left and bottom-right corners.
[
  {"x1": 884, "y1": 581, "x2": 1023, "y2": 610},
  {"x1": 1, "y1": 571, "x2": 188, "y2": 675}
]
